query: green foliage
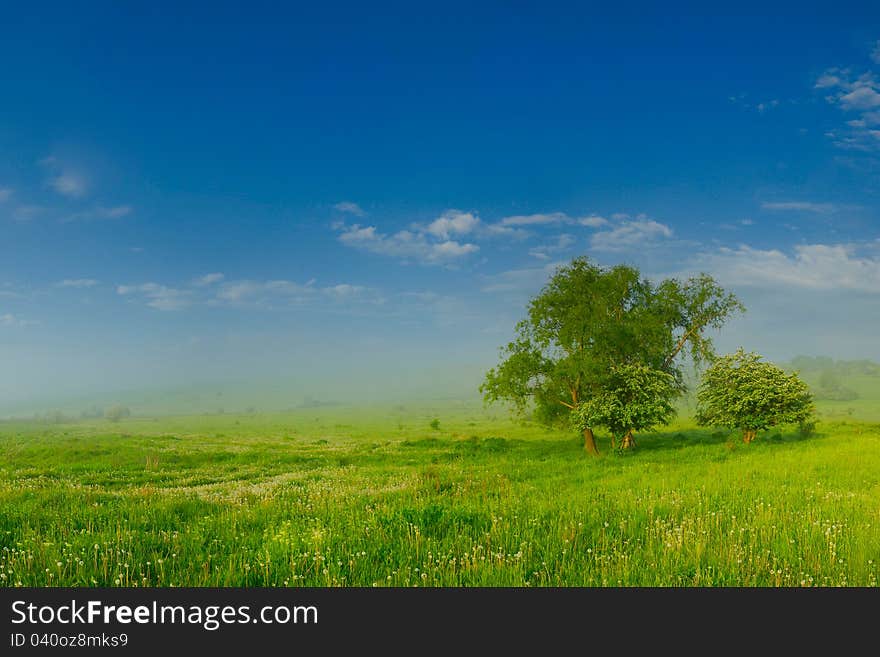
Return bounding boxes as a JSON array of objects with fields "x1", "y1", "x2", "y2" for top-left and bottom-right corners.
[
  {"x1": 696, "y1": 349, "x2": 815, "y2": 440},
  {"x1": 480, "y1": 257, "x2": 743, "y2": 443},
  {"x1": 572, "y1": 364, "x2": 679, "y2": 444},
  {"x1": 429, "y1": 418, "x2": 441, "y2": 430}
]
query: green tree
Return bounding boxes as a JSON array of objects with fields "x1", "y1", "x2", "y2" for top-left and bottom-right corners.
[
  {"x1": 572, "y1": 363, "x2": 678, "y2": 449},
  {"x1": 695, "y1": 349, "x2": 815, "y2": 443},
  {"x1": 481, "y1": 257, "x2": 743, "y2": 454}
]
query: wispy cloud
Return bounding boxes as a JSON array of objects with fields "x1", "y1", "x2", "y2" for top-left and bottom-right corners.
[
  {"x1": 117, "y1": 283, "x2": 192, "y2": 311},
  {"x1": 728, "y1": 94, "x2": 782, "y2": 113},
  {"x1": 323, "y1": 283, "x2": 370, "y2": 300},
  {"x1": 49, "y1": 173, "x2": 88, "y2": 198},
  {"x1": 193, "y1": 273, "x2": 225, "y2": 287},
  {"x1": 39, "y1": 155, "x2": 91, "y2": 198},
  {"x1": 0, "y1": 188, "x2": 12, "y2": 202},
  {"x1": 529, "y1": 234, "x2": 576, "y2": 260},
  {"x1": 62, "y1": 205, "x2": 132, "y2": 222},
  {"x1": 0, "y1": 313, "x2": 39, "y2": 328},
  {"x1": 760, "y1": 201, "x2": 838, "y2": 213},
  {"x1": 215, "y1": 279, "x2": 315, "y2": 304},
  {"x1": 815, "y1": 58, "x2": 880, "y2": 151},
  {"x1": 333, "y1": 201, "x2": 366, "y2": 217},
  {"x1": 215, "y1": 278, "x2": 384, "y2": 308},
  {"x1": 590, "y1": 219, "x2": 673, "y2": 252},
  {"x1": 115, "y1": 273, "x2": 381, "y2": 311},
  {"x1": 697, "y1": 243, "x2": 880, "y2": 293},
  {"x1": 57, "y1": 279, "x2": 98, "y2": 288},
  {"x1": 499, "y1": 212, "x2": 608, "y2": 228},
  {"x1": 499, "y1": 212, "x2": 569, "y2": 226}
]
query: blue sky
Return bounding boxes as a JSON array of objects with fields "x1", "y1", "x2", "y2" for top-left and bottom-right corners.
[{"x1": 2, "y1": 2, "x2": 880, "y2": 411}]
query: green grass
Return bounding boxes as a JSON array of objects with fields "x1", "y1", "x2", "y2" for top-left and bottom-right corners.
[{"x1": 1, "y1": 402, "x2": 879, "y2": 587}]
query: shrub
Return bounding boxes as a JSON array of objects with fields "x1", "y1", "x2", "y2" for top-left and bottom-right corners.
[{"x1": 696, "y1": 349, "x2": 814, "y2": 443}]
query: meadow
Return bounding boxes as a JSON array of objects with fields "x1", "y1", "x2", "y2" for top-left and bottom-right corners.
[{"x1": 1, "y1": 399, "x2": 879, "y2": 587}]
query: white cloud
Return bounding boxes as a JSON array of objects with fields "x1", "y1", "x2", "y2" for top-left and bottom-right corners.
[
  {"x1": 815, "y1": 73, "x2": 843, "y2": 89},
  {"x1": 529, "y1": 234, "x2": 576, "y2": 260},
  {"x1": 839, "y1": 86, "x2": 880, "y2": 111},
  {"x1": 482, "y1": 223, "x2": 530, "y2": 239},
  {"x1": 334, "y1": 208, "x2": 623, "y2": 264},
  {"x1": 432, "y1": 240, "x2": 480, "y2": 258},
  {"x1": 39, "y1": 156, "x2": 92, "y2": 198},
  {"x1": 320, "y1": 283, "x2": 385, "y2": 305},
  {"x1": 498, "y1": 212, "x2": 607, "y2": 228},
  {"x1": 49, "y1": 173, "x2": 88, "y2": 198},
  {"x1": 0, "y1": 188, "x2": 12, "y2": 202},
  {"x1": 697, "y1": 243, "x2": 880, "y2": 293},
  {"x1": 193, "y1": 273, "x2": 225, "y2": 287},
  {"x1": 815, "y1": 66, "x2": 880, "y2": 151},
  {"x1": 422, "y1": 210, "x2": 480, "y2": 239},
  {"x1": 0, "y1": 313, "x2": 39, "y2": 328},
  {"x1": 333, "y1": 201, "x2": 366, "y2": 217},
  {"x1": 760, "y1": 201, "x2": 837, "y2": 213},
  {"x1": 117, "y1": 274, "x2": 378, "y2": 310},
  {"x1": 211, "y1": 278, "x2": 383, "y2": 308},
  {"x1": 216, "y1": 279, "x2": 313, "y2": 304},
  {"x1": 591, "y1": 220, "x2": 673, "y2": 251},
  {"x1": 322, "y1": 283, "x2": 367, "y2": 300},
  {"x1": 339, "y1": 224, "x2": 378, "y2": 244},
  {"x1": 117, "y1": 283, "x2": 191, "y2": 311},
  {"x1": 57, "y1": 279, "x2": 98, "y2": 288},
  {"x1": 337, "y1": 220, "x2": 480, "y2": 265},
  {"x1": 499, "y1": 212, "x2": 570, "y2": 226},
  {"x1": 578, "y1": 215, "x2": 609, "y2": 228}
]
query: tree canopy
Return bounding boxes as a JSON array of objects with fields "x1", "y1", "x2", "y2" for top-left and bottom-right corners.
[
  {"x1": 572, "y1": 363, "x2": 678, "y2": 449},
  {"x1": 695, "y1": 349, "x2": 815, "y2": 443},
  {"x1": 481, "y1": 257, "x2": 744, "y2": 453}
]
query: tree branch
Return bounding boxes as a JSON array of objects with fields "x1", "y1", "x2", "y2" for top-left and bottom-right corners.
[{"x1": 664, "y1": 325, "x2": 699, "y2": 368}]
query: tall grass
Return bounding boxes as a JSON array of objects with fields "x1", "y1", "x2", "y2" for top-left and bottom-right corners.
[{"x1": 1, "y1": 404, "x2": 879, "y2": 586}]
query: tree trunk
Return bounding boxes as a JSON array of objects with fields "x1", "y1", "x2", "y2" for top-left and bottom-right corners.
[
  {"x1": 743, "y1": 429, "x2": 756, "y2": 443},
  {"x1": 583, "y1": 427, "x2": 599, "y2": 455},
  {"x1": 620, "y1": 429, "x2": 636, "y2": 449}
]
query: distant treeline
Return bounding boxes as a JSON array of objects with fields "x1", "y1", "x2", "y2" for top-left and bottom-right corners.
[
  {"x1": 31, "y1": 404, "x2": 133, "y2": 424},
  {"x1": 784, "y1": 356, "x2": 880, "y2": 402}
]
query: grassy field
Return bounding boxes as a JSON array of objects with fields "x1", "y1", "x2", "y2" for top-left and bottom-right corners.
[{"x1": 1, "y1": 401, "x2": 879, "y2": 587}]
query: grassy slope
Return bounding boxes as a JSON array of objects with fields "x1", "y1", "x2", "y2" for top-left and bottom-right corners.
[{"x1": 1, "y1": 401, "x2": 879, "y2": 587}]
